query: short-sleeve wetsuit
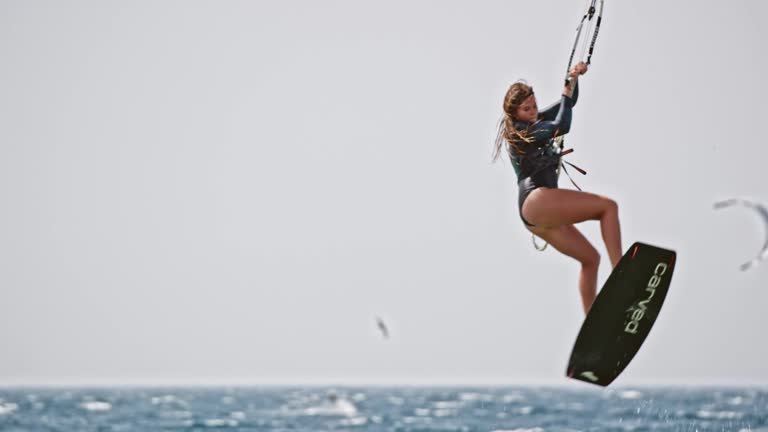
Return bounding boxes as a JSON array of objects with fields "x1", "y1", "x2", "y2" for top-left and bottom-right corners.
[{"x1": 509, "y1": 83, "x2": 578, "y2": 226}]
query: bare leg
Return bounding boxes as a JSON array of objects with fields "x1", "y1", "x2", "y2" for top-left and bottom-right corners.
[
  {"x1": 522, "y1": 187, "x2": 622, "y2": 267},
  {"x1": 528, "y1": 224, "x2": 600, "y2": 314}
]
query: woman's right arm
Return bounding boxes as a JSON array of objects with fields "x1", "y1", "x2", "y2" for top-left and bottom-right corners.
[
  {"x1": 563, "y1": 77, "x2": 577, "y2": 99},
  {"x1": 530, "y1": 63, "x2": 586, "y2": 139},
  {"x1": 563, "y1": 62, "x2": 586, "y2": 98},
  {"x1": 528, "y1": 97, "x2": 574, "y2": 142},
  {"x1": 539, "y1": 80, "x2": 579, "y2": 121}
]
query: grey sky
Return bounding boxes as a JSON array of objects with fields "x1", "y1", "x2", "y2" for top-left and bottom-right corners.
[{"x1": 1, "y1": 0, "x2": 766, "y2": 387}]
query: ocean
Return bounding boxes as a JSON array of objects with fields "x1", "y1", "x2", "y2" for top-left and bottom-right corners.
[{"x1": 0, "y1": 386, "x2": 766, "y2": 431}]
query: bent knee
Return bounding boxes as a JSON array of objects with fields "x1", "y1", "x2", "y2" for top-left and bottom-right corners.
[
  {"x1": 580, "y1": 248, "x2": 601, "y2": 269},
  {"x1": 602, "y1": 197, "x2": 618, "y2": 215}
]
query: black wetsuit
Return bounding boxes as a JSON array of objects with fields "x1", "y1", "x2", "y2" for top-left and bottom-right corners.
[{"x1": 510, "y1": 84, "x2": 578, "y2": 226}]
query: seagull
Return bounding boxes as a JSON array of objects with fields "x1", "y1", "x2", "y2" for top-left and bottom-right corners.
[{"x1": 375, "y1": 316, "x2": 389, "y2": 340}]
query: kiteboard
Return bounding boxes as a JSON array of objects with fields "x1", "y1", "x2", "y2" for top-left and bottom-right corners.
[{"x1": 566, "y1": 242, "x2": 676, "y2": 386}]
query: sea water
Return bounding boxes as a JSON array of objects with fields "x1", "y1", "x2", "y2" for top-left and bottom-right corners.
[{"x1": 0, "y1": 386, "x2": 766, "y2": 431}]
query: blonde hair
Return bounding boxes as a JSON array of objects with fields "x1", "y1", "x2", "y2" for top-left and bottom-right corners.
[{"x1": 493, "y1": 81, "x2": 535, "y2": 161}]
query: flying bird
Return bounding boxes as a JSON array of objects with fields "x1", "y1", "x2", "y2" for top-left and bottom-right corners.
[{"x1": 375, "y1": 316, "x2": 389, "y2": 340}]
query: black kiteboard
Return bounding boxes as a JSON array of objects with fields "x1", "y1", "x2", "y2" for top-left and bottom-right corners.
[{"x1": 566, "y1": 242, "x2": 676, "y2": 386}]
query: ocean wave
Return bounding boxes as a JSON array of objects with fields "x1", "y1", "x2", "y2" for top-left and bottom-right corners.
[
  {"x1": 80, "y1": 401, "x2": 112, "y2": 412},
  {"x1": 696, "y1": 409, "x2": 744, "y2": 420},
  {"x1": 151, "y1": 394, "x2": 189, "y2": 408},
  {"x1": 433, "y1": 400, "x2": 462, "y2": 409},
  {"x1": 0, "y1": 402, "x2": 19, "y2": 416},
  {"x1": 459, "y1": 392, "x2": 493, "y2": 402},
  {"x1": 491, "y1": 428, "x2": 544, "y2": 432},
  {"x1": 0, "y1": 386, "x2": 763, "y2": 431},
  {"x1": 202, "y1": 418, "x2": 239, "y2": 428},
  {"x1": 304, "y1": 398, "x2": 358, "y2": 417},
  {"x1": 340, "y1": 416, "x2": 368, "y2": 427},
  {"x1": 157, "y1": 410, "x2": 192, "y2": 419},
  {"x1": 502, "y1": 393, "x2": 526, "y2": 403},
  {"x1": 619, "y1": 390, "x2": 643, "y2": 400}
]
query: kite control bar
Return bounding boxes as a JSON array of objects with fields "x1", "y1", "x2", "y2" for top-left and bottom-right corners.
[{"x1": 564, "y1": 0, "x2": 605, "y2": 86}]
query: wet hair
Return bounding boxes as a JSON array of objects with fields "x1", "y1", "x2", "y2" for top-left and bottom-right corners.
[{"x1": 493, "y1": 81, "x2": 535, "y2": 161}]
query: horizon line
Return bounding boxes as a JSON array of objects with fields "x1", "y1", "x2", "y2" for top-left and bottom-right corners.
[{"x1": 2, "y1": 376, "x2": 767, "y2": 388}]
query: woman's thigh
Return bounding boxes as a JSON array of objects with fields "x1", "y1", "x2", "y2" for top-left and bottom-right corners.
[
  {"x1": 528, "y1": 223, "x2": 600, "y2": 266},
  {"x1": 522, "y1": 187, "x2": 616, "y2": 228}
]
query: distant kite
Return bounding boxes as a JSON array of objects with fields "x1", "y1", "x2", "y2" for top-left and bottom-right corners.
[
  {"x1": 714, "y1": 198, "x2": 768, "y2": 271},
  {"x1": 375, "y1": 316, "x2": 389, "y2": 340}
]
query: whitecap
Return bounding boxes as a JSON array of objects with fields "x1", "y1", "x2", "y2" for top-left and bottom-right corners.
[
  {"x1": 402, "y1": 416, "x2": 432, "y2": 424},
  {"x1": 0, "y1": 402, "x2": 19, "y2": 416},
  {"x1": 330, "y1": 399, "x2": 358, "y2": 416},
  {"x1": 502, "y1": 393, "x2": 525, "y2": 403},
  {"x1": 304, "y1": 398, "x2": 358, "y2": 417},
  {"x1": 518, "y1": 406, "x2": 534, "y2": 415},
  {"x1": 619, "y1": 390, "x2": 643, "y2": 400},
  {"x1": 696, "y1": 410, "x2": 743, "y2": 420},
  {"x1": 460, "y1": 392, "x2": 492, "y2": 402},
  {"x1": 491, "y1": 428, "x2": 544, "y2": 432},
  {"x1": 414, "y1": 408, "x2": 431, "y2": 417},
  {"x1": 230, "y1": 411, "x2": 246, "y2": 420},
  {"x1": 434, "y1": 400, "x2": 461, "y2": 409},
  {"x1": 80, "y1": 401, "x2": 112, "y2": 412},
  {"x1": 151, "y1": 395, "x2": 188, "y2": 408},
  {"x1": 151, "y1": 395, "x2": 173, "y2": 404},
  {"x1": 339, "y1": 416, "x2": 368, "y2": 427},
  {"x1": 203, "y1": 418, "x2": 238, "y2": 427}
]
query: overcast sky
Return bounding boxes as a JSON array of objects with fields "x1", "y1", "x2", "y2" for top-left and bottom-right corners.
[{"x1": 1, "y1": 0, "x2": 767, "y2": 387}]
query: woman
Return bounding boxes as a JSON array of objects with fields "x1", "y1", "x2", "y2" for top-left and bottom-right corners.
[{"x1": 494, "y1": 62, "x2": 622, "y2": 314}]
